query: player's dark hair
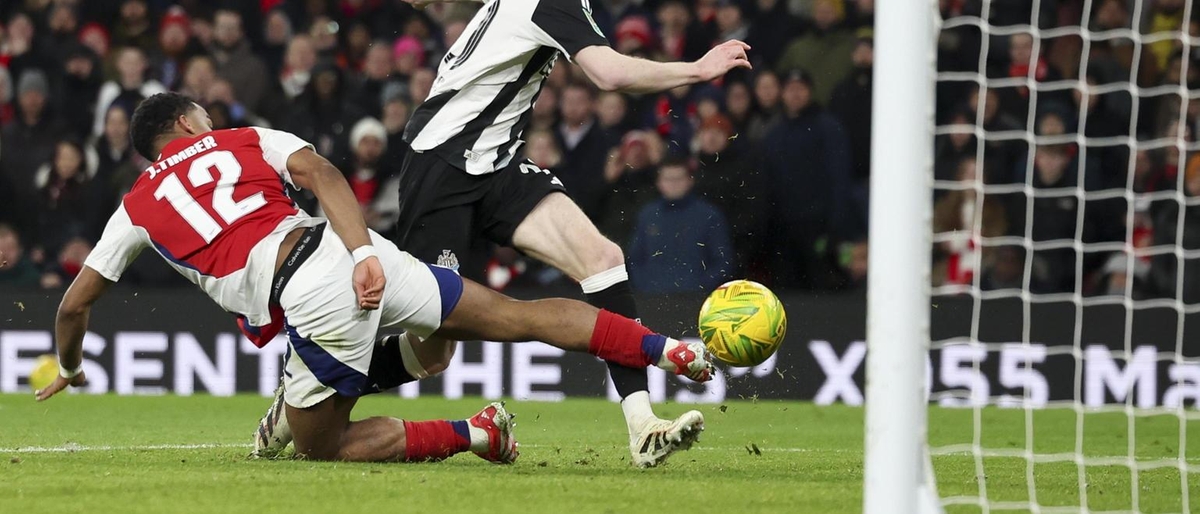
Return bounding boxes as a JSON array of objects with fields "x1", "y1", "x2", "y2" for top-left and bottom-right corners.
[{"x1": 131, "y1": 92, "x2": 196, "y2": 161}]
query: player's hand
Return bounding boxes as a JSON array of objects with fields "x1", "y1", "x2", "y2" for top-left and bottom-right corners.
[
  {"x1": 35, "y1": 371, "x2": 86, "y2": 402},
  {"x1": 695, "y1": 40, "x2": 752, "y2": 82},
  {"x1": 353, "y1": 257, "x2": 386, "y2": 310}
]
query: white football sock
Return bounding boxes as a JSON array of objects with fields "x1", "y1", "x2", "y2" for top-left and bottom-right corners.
[
  {"x1": 622, "y1": 391, "x2": 657, "y2": 433},
  {"x1": 467, "y1": 423, "x2": 489, "y2": 452}
]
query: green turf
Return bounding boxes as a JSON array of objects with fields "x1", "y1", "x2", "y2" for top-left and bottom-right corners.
[{"x1": 0, "y1": 395, "x2": 1196, "y2": 513}]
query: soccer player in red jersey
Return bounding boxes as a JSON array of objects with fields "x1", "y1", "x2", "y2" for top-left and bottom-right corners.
[{"x1": 35, "y1": 92, "x2": 713, "y2": 463}]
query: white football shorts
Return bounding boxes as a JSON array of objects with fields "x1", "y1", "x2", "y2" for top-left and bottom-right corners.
[{"x1": 276, "y1": 224, "x2": 462, "y2": 408}]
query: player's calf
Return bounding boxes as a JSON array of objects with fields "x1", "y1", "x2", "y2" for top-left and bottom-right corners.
[
  {"x1": 251, "y1": 332, "x2": 452, "y2": 458},
  {"x1": 286, "y1": 395, "x2": 517, "y2": 463}
]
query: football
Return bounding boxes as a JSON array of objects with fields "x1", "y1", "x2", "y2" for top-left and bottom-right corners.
[
  {"x1": 29, "y1": 354, "x2": 59, "y2": 392},
  {"x1": 697, "y1": 280, "x2": 788, "y2": 367}
]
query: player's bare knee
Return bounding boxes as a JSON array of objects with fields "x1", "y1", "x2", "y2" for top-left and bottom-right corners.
[
  {"x1": 587, "y1": 239, "x2": 625, "y2": 277},
  {"x1": 421, "y1": 339, "x2": 457, "y2": 375},
  {"x1": 404, "y1": 334, "x2": 456, "y2": 377}
]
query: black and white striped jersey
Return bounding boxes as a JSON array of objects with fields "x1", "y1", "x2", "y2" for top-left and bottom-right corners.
[{"x1": 403, "y1": 0, "x2": 609, "y2": 174}]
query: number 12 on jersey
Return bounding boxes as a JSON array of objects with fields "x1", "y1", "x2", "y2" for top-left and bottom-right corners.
[{"x1": 153, "y1": 150, "x2": 268, "y2": 243}]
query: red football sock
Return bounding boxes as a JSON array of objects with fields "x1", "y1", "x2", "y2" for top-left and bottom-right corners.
[
  {"x1": 588, "y1": 309, "x2": 657, "y2": 368},
  {"x1": 402, "y1": 420, "x2": 471, "y2": 462}
]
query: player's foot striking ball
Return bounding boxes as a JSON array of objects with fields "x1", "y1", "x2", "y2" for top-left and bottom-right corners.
[{"x1": 698, "y1": 280, "x2": 788, "y2": 367}]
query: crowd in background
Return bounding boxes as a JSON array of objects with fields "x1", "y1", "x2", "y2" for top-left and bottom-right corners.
[
  {"x1": 934, "y1": 0, "x2": 1200, "y2": 302},
  {"x1": 5, "y1": 0, "x2": 1194, "y2": 301}
]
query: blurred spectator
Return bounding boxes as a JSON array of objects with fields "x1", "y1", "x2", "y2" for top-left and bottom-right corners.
[
  {"x1": 380, "y1": 95, "x2": 412, "y2": 177},
  {"x1": 345, "y1": 117, "x2": 392, "y2": 231},
  {"x1": 409, "y1": 68, "x2": 435, "y2": 105},
  {"x1": 714, "y1": 0, "x2": 749, "y2": 43},
  {"x1": 152, "y1": 7, "x2": 203, "y2": 91},
  {"x1": 692, "y1": 113, "x2": 767, "y2": 277},
  {"x1": 0, "y1": 224, "x2": 38, "y2": 287},
  {"x1": 44, "y1": 3, "x2": 81, "y2": 62},
  {"x1": 4, "y1": 12, "x2": 51, "y2": 84},
  {"x1": 111, "y1": 0, "x2": 156, "y2": 52},
  {"x1": 91, "y1": 103, "x2": 137, "y2": 216},
  {"x1": 525, "y1": 129, "x2": 563, "y2": 172},
  {"x1": 628, "y1": 159, "x2": 733, "y2": 293},
  {"x1": 1151, "y1": 154, "x2": 1200, "y2": 303},
  {"x1": 721, "y1": 80, "x2": 755, "y2": 151},
  {"x1": 178, "y1": 55, "x2": 216, "y2": 100},
  {"x1": 746, "y1": 0, "x2": 799, "y2": 67},
  {"x1": 602, "y1": 130, "x2": 665, "y2": 245},
  {"x1": 967, "y1": 85, "x2": 1023, "y2": 182},
  {"x1": 761, "y1": 69, "x2": 853, "y2": 288},
  {"x1": 530, "y1": 87, "x2": 559, "y2": 133},
  {"x1": 747, "y1": 70, "x2": 784, "y2": 143},
  {"x1": 656, "y1": 0, "x2": 710, "y2": 62},
  {"x1": 932, "y1": 157, "x2": 1008, "y2": 287},
  {"x1": 261, "y1": 9, "x2": 294, "y2": 77},
  {"x1": 649, "y1": 83, "x2": 697, "y2": 156},
  {"x1": 348, "y1": 117, "x2": 388, "y2": 205},
  {"x1": 93, "y1": 46, "x2": 165, "y2": 137},
  {"x1": 342, "y1": 22, "x2": 374, "y2": 72},
  {"x1": 352, "y1": 41, "x2": 393, "y2": 118},
  {"x1": 308, "y1": 15, "x2": 342, "y2": 63},
  {"x1": 1096, "y1": 202, "x2": 1155, "y2": 298},
  {"x1": 555, "y1": 83, "x2": 615, "y2": 221},
  {"x1": 1146, "y1": 0, "x2": 1186, "y2": 73},
  {"x1": 776, "y1": 0, "x2": 855, "y2": 105},
  {"x1": 210, "y1": 9, "x2": 269, "y2": 114},
  {"x1": 206, "y1": 78, "x2": 268, "y2": 127},
  {"x1": 281, "y1": 35, "x2": 318, "y2": 101},
  {"x1": 282, "y1": 63, "x2": 363, "y2": 171},
  {"x1": 391, "y1": 36, "x2": 424, "y2": 88},
  {"x1": 78, "y1": 22, "x2": 111, "y2": 65},
  {"x1": 2, "y1": 69, "x2": 63, "y2": 238},
  {"x1": 40, "y1": 237, "x2": 93, "y2": 290},
  {"x1": 615, "y1": 16, "x2": 655, "y2": 56},
  {"x1": 1008, "y1": 144, "x2": 1081, "y2": 293},
  {"x1": 935, "y1": 110, "x2": 978, "y2": 183},
  {"x1": 828, "y1": 29, "x2": 873, "y2": 182},
  {"x1": 981, "y1": 246, "x2": 1026, "y2": 291},
  {"x1": 593, "y1": 0, "x2": 650, "y2": 42},
  {"x1": 59, "y1": 45, "x2": 104, "y2": 139},
  {"x1": 35, "y1": 139, "x2": 96, "y2": 257},
  {"x1": 596, "y1": 91, "x2": 632, "y2": 134}
]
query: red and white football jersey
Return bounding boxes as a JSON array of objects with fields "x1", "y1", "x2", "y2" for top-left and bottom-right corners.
[{"x1": 84, "y1": 127, "x2": 325, "y2": 347}]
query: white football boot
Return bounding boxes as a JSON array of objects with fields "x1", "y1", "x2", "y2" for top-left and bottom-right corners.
[
  {"x1": 250, "y1": 380, "x2": 291, "y2": 459},
  {"x1": 628, "y1": 410, "x2": 705, "y2": 468}
]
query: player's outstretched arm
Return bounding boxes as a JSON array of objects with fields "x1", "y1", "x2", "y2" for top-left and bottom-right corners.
[
  {"x1": 574, "y1": 40, "x2": 752, "y2": 94},
  {"x1": 36, "y1": 267, "x2": 112, "y2": 401},
  {"x1": 285, "y1": 148, "x2": 385, "y2": 310}
]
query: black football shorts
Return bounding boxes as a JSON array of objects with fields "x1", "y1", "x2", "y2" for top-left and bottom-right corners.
[{"x1": 392, "y1": 150, "x2": 567, "y2": 272}]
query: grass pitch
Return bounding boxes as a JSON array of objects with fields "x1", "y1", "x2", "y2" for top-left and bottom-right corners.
[{"x1": 1, "y1": 394, "x2": 1197, "y2": 513}]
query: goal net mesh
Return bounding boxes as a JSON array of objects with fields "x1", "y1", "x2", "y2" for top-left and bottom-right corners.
[{"x1": 931, "y1": 0, "x2": 1200, "y2": 512}]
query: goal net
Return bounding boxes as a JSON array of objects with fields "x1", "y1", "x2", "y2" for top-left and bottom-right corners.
[
  {"x1": 868, "y1": 0, "x2": 1200, "y2": 509},
  {"x1": 914, "y1": 0, "x2": 1200, "y2": 512}
]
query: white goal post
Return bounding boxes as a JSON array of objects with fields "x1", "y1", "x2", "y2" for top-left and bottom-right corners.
[
  {"x1": 866, "y1": 0, "x2": 1200, "y2": 511},
  {"x1": 863, "y1": 0, "x2": 941, "y2": 513}
]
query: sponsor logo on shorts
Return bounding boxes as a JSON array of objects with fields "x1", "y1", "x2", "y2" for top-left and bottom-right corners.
[{"x1": 437, "y1": 250, "x2": 460, "y2": 271}]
